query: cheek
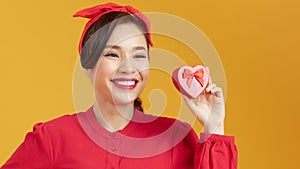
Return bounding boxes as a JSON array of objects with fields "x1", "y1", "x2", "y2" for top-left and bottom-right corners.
[
  {"x1": 136, "y1": 61, "x2": 150, "y2": 77},
  {"x1": 140, "y1": 69, "x2": 150, "y2": 83},
  {"x1": 94, "y1": 60, "x2": 118, "y2": 84}
]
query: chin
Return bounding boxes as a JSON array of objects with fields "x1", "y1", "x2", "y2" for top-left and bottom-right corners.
[{"x1": 111, "y1": 93, "x2": 137, "y2": 106}]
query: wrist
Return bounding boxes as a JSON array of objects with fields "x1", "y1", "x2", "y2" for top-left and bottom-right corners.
[{"x1": 203, "y1": 125, "x2": 224, "y2": 135}]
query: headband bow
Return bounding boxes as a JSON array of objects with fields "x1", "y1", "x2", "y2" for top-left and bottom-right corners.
[{"x1": 73, "y1": 2, "x2": 153, "y2": 54}]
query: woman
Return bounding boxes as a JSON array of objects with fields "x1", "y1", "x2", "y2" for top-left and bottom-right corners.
[{"x1": 1, "y1": 2, "x2": 237, "y2": 169}]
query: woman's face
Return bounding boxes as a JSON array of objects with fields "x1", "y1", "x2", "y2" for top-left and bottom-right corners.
[{"x1": 89, "y1": 23, "x2": 149, "y2": 106}]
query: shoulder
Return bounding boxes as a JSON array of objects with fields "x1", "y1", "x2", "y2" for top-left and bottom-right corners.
[
  {"x1": 33, "y1": 113, "x2": 77, "y2": 129},
  {"x1": 44, "y1": 113, "x2": 78, "y2": 128},
  {"x1": 30, "y1": 113, "x2": 81, "y2": 139}
]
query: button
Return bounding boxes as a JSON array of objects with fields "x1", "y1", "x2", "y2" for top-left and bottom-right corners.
[
  {"x1": 110, "y1": 147, "x2": 117, "y2": 152},
  {"x1": 109, "y1": 133, "x2": 116, "y2": 137}
]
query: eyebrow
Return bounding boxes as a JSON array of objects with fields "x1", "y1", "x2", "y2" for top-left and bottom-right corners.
[{"x1": 105, "y1": 45, "x2": 147, "y2": 51}]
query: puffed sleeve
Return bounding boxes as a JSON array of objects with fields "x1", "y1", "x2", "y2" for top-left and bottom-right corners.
[
  {"x1": 1, "y1": 123, "x2": 53, "y2": 169},
  {"x1": 194, "y1": 132, "x2": 238, "y2": 169}
]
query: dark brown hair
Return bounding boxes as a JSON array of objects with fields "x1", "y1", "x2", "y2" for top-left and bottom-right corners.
[{"x1": 81, "y1": 12, "x2": 150, "y2": 112}]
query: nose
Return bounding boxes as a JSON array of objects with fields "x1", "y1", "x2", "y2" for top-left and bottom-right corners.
[{"x1": 118, "y1": 57, "x2": 136, "y2": 74}]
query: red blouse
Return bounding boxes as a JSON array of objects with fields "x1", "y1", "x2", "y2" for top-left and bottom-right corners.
[{"x1": 1, "y1": 107, "x2": 238, "y2": 169}]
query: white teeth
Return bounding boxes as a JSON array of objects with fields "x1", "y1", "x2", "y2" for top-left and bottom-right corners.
[{"x1": 116, "y1": 81, "x2": 135, "y2": 86}]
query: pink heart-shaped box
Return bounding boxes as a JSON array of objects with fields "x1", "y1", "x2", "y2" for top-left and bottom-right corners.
[{"x1": 172, "y1": 65, "x2": 210, "y2": 98}]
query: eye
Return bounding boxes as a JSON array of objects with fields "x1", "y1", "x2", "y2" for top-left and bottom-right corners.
[
  {"x1": 104, "y1": 53, "x2": 119, "y2": 58},
  {"x1": 134, "y1": 55, "x2": 147, "y2": 59}
]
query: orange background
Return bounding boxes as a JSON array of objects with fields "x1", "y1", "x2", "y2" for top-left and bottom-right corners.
[{"x1": 1, "y1": 0, "x2": 299, "y2": 168}]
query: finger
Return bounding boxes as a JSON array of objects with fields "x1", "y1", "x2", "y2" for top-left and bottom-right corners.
[
  {"x1": 196, "y1": 95, "x2": 200, "y2": 105},
  {"x1": 183, "y1": 95, "x2": 206, "y2": 122},
  {"x1": 205, "y1": 83, "x2": 212, "y2": 92},
  {"x1": 182, "y1": 94, "x2": 189, "y2": 101},
  {"x1": 182, "y1": 95, "x2": 198, "y2": 112},
  {"x1": 206, "y1": 83, "x2": 216, "y2": 92},
  {"x1": 211, "y1": 86, "x2": 224, "y2": 98},
  {"x1": 198, "y1": 93, "x2": 207, "y2": 105}
]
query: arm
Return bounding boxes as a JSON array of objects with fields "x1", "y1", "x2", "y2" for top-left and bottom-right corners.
[
  {"x1": 1, "y1": 123, "x2": 53, "y2": 169},
  {"x1": 183, "y1": 80, "x2": 238, "y2": 168}
]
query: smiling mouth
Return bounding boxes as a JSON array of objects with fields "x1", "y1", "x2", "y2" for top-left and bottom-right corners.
[{"x1": 111, "y1": 78, "x2": 139, "y2": 90}]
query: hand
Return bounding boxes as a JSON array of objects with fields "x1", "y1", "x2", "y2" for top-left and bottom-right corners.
[{"x1": 183, "y1": 82, "x2": 225, "y2": 135}]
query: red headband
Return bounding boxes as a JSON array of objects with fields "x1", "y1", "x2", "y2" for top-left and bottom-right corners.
[{"x1": 73, "y1": 2, "x2": 153, "y2": 54}]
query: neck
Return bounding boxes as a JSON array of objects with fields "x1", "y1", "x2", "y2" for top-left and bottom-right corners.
[{"x1": 93, "y1": 95, "x2": 135, "y2": 132}]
